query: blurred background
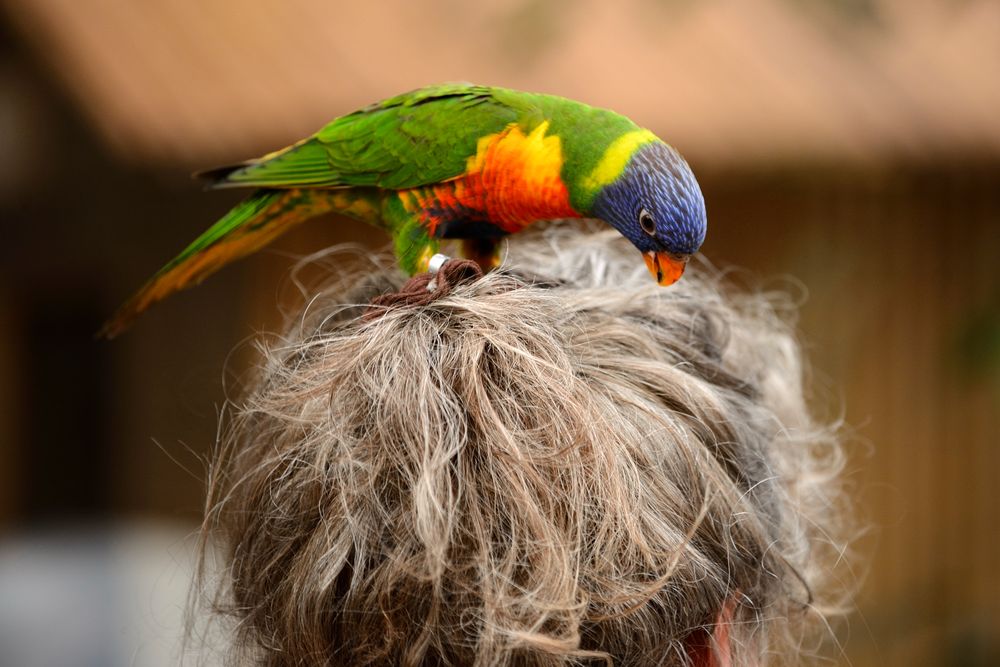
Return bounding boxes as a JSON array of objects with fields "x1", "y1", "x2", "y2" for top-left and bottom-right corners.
[{"x1": 0, "y1": 0, "x2": 997, "y2": 664}]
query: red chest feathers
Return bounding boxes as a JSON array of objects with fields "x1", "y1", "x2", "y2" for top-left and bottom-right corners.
[{"x1": 399, "y1": 121, "x2": 580, "y2": 236}]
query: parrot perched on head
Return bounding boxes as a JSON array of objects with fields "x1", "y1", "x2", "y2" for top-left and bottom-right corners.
[{"x1": 100, "y1": 83, "x2": 707, "y2": 338}]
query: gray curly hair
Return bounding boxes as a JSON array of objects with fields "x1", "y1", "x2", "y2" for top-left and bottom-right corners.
[{"x1": 199, "y1": 229, "x2": 850, "y2": 666}]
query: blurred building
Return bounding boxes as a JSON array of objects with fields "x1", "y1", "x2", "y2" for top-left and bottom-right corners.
[{"x1": 0, "y1": 1, "x2": 998, "y2": 665}]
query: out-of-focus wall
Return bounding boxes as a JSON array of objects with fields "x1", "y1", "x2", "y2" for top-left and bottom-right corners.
[
  {"x1": 6, "y1": 0, "x2": 999, "y2": 166},
  {"x1": 704, "y1": 166, "x2": 1000, "y2": 665},
  {"x1": 0, "y1": 1, "x2": 998, "y2": 665}
]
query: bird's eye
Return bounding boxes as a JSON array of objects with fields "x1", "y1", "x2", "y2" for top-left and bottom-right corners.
[{"x1": 638, "y1": 208, "x2": 656, "y2": 236}]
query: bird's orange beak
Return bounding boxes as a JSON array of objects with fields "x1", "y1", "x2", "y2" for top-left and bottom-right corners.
[{"x1": 643, "y1": 251, "x2": 689, "y2": 286}]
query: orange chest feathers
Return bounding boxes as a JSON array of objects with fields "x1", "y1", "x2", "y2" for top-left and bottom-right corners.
[{"x1": 399, "y1": 121, "x2": 580, "y2": 235}]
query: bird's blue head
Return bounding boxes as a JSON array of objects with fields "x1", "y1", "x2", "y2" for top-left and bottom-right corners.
[{"x1": 591, "y1": 141, "x2": 706, "y2": 286}]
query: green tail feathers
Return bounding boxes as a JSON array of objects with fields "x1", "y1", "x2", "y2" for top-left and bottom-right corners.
[{"x1": 99, "y1": 189, "x2": 336, "y2": 338}]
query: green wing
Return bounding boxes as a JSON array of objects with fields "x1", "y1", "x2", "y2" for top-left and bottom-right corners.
[{"x1": 204, "y1": 84, "x2": 530, "y2": 191}]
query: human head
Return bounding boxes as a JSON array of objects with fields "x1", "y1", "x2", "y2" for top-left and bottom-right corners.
[{"x1": 201, "y1": 229, "x2": 848, "y2": 665}]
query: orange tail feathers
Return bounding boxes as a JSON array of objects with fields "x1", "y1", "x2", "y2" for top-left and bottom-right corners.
[{"x1": 99, "y1": 188, "x2": 338, "y2": 338}]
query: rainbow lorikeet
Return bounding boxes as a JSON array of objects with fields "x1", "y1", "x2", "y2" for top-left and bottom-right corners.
[{"x1": 100, "y1": 83, "x2": 706, "y2": 338}]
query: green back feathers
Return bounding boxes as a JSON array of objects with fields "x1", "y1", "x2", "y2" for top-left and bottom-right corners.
[
  {"x1": 203, "y1": 84, "x2": 645, "y2": 212},
  {"x1": 209, "y1": 84, "x2": 518, "y2": 190}
]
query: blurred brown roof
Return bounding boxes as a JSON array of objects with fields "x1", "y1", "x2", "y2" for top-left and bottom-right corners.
[{"x1": 5, "y1": 0, "x2": 1000, "y2": 166}]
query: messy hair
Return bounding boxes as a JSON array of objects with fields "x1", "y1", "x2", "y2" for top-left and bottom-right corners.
[{"x1": 199, "y1": 229, "x2": 850, "y2": 666}]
